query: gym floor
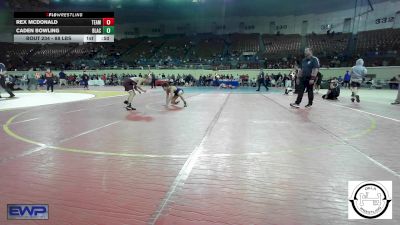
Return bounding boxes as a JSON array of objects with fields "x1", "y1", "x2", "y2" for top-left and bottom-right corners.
[{"x1": 0, "y1": 87, "x2": 399, "y2": 225}]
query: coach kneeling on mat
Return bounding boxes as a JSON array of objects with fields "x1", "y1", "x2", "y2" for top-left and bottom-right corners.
[
  {"x1": 322, "y1": 77, "x2": 340, "y2": 100},
  {"x1": 290, "y1": 48, "x2": 320, "y2": 108}
]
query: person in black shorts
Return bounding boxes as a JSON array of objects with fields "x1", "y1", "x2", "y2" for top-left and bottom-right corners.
[
  {"x1": 45, "y1": 69, "x2": 54, "y2": 93},
  {"x1": 290, "y1": 48, "x2": 320, "y2": 108},
  {"x1": 123, "y1": 77, "x2": 137, "y2": 110},
  {"x1": 350, "y1": 59, "x2": 367, "y2": 103},
  {"x1": 123, "y1": 77, "x2": 147, "y2": 110}
]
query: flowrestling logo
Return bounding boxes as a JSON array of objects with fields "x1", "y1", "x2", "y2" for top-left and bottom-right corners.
[
  {"x1": 348, "y1": 181, "x2": 392, "y2": 219},
  {"x1": 7, "y1": 204, "x2": 49, "y2": 220}
]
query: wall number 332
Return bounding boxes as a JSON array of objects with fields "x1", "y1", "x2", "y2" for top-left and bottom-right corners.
[{"x1": 375, "y1": 17, "x2": 394, "y2": 24}]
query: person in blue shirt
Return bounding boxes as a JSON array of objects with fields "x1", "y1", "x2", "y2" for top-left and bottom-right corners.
[
  {"x1": 162, "y1": 83, "x2": 187, "y2": 107},
  {"x1": 343, "y1": 70, "x2": 351, "y2": 88}
]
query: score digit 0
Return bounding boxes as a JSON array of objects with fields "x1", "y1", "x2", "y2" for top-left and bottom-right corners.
[
  {"x1": 103, "y1": 26, "x2": 115, "y2": 34},
  {"x1": 102, "y1": 18, "x2": 114, "y2": 26}
]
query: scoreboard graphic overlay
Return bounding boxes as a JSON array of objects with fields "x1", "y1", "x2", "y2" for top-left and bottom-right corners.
[{"x1": 14, "y1": 12, "x2": 114, "y2": 43}]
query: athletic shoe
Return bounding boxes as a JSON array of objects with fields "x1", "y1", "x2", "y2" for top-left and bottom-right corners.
[
  {"x1": 391, "y1": 101, "x2": 400, "y2": 105},
  {"x1": 256, "y1": 89, "x2": 260, "y2": 91},
  {"x1": 173, "y1": 101, "x2": 180, "y2": 105},
  {"x1": 355, "y1": 95, "x2": 360, "y2": 103},
  {"x1": 9, "y1": 94, "x2": 15, "y2": 98},
  {"x1": 290, "y1": 103, "x2": 300, "y2": 108},
  {"x1": 126, "y1": 106, "x2": 136, "y2": 111},
  {"x1": 184, "y1": 102, "x2": 187, "y2": 107},
  {"x1": 351, "y1": 98, "x2": 355, "y2": 102},
  {"x1": 305, "y1": 104, "x2": 312, "y2": 108},
  {"x1": 123, "y1": 100, "x2": 128, "y2": 105}
]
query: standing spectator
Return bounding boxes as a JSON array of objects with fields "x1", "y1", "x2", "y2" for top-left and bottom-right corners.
[
  {"x1": 290, "y1": 48, "x2": 320, "y2": 108},
  {"x1": 256, "y1": 68, "x2": 268, "y2": 91},
  {"x1": 59, "y1": 70, "x2": 67, "y2": 88},
  {"x1": 21, "y1": 74, "x2": 28, "y2": 89},
  {"x1": 314, "y1": 71, "x2": 323, "y2": 94},
  {"x1": 45, "y1": 68, "x2": 55, "y2": 93},
  {"x1": 292, "y1": 62, "x2": 300, "y2": 94},
  {"x1": 343, "y1": 70, "x2": 351, "y2": 88},
  {"x1": 101, "y1": 74, "x2": 107, "y2": 85},
  {"x1": 82, "y1": 70, "x2": 89, "y2": 90},
  {"x1": 151, "y1": 72, "x2": 156, "y2": 88}
]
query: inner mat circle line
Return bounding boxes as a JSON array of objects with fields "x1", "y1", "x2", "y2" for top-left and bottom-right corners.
[
  {"x1": 147, "y1": 93, "x2": 231, "y2": 225},
  {"x1": 3, "y1": 111, "x2": 189, "y2": 160}
]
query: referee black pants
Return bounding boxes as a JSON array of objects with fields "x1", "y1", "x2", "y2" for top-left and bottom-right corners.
[{"x1": 295, "y1": 78, "x2": 314, "y2": 105}]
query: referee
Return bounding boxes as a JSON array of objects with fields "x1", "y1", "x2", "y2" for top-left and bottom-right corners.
[{"x1": 290, "y1": 48, "x2": 320, "y2": 108}]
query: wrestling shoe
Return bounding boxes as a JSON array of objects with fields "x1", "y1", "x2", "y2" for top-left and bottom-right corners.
[
  {"x1": 126, "y1": 105, "x2": 136, "y2": 111},
  {"x1": 355, "y1": 95, "x2": 360, "y2": 103}
]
